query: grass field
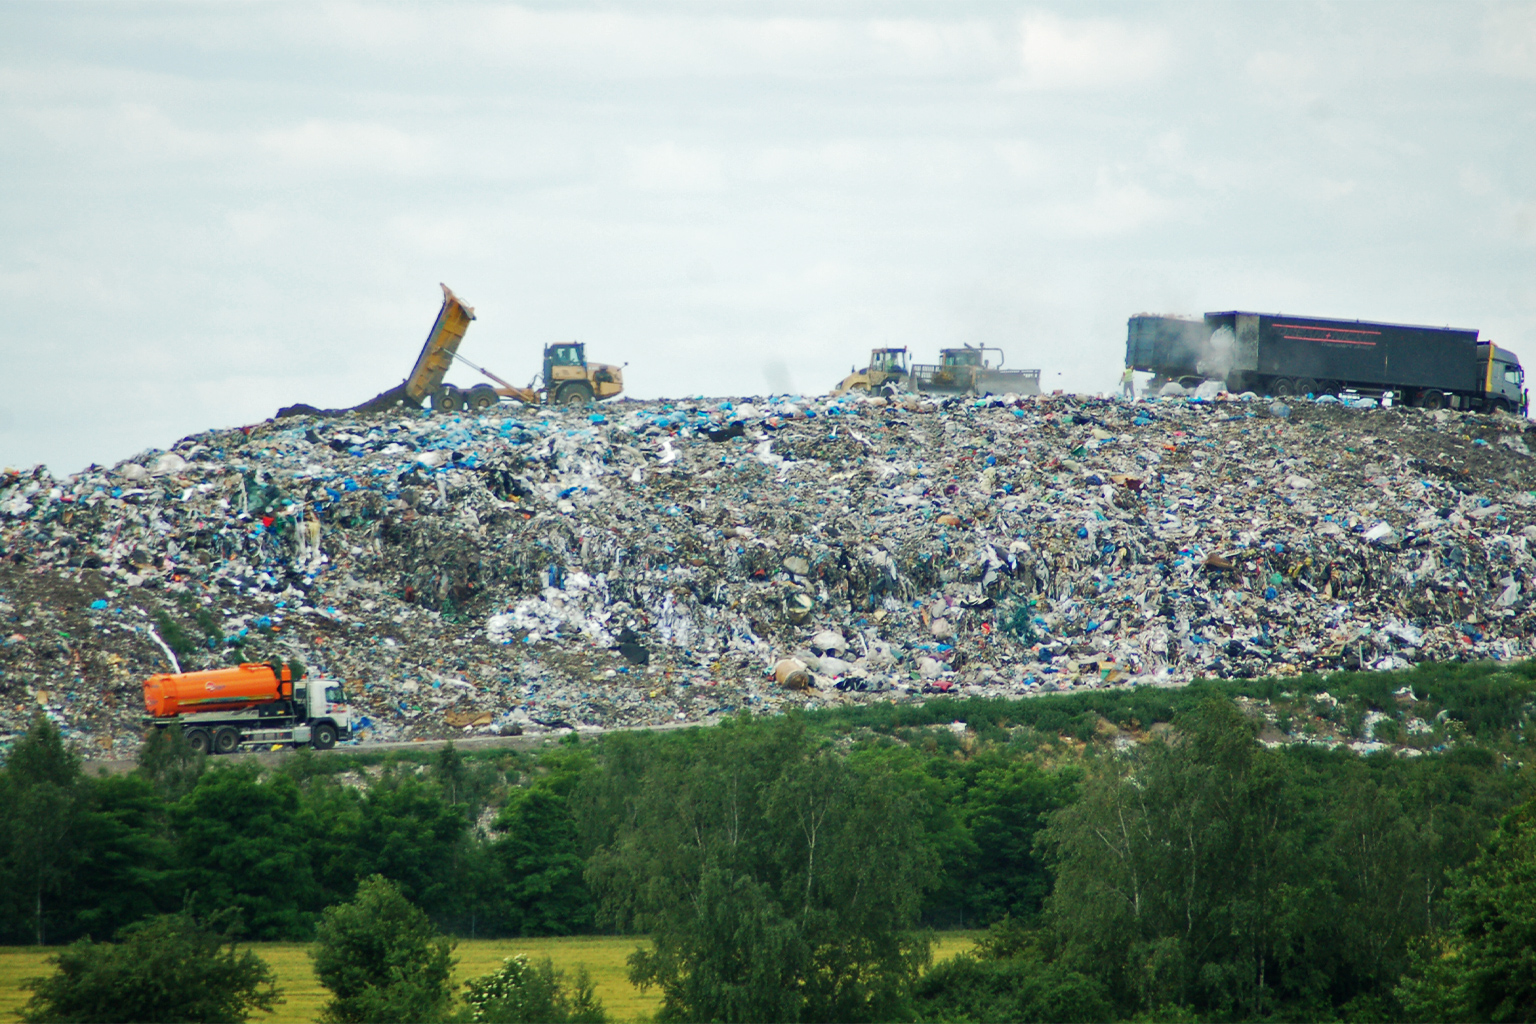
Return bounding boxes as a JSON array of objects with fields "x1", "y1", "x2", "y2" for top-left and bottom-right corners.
[{"x1": 0, "y1": 932, "x2": 978, "y2": 1023}]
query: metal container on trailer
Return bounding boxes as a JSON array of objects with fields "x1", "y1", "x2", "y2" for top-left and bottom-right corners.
[
  {"x1": 1205, "y1": 311, "x2": 1481, "y2": 395},
  {"x1": 1125, "y1": 315, "x2": 1209, "y2": 384}
]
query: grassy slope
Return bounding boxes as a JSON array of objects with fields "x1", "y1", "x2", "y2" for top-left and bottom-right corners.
[{"x1": 0, "y1": 933, "x2": 978, "y2": 1024}]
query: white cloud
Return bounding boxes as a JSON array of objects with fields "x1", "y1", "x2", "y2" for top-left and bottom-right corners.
[
  {"x1": 258, "y1": 120, "x2": 434, "y2": 176},
  {"x1": 1015, "y1": 13, "x2": 1171, "y2": 90},
  {"x1": 1482, "y1": 4, "x2": 1536, "y2": 78},
  {"x1": 626, "y1": 143, "x2": 725, "y2": 193},
  {"x1": 1035, "y1": 173, "x2": 1174, "y2": 238}
]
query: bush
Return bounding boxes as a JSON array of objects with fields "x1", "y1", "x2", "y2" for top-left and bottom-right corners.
[
  {"x1": 459, "y1": 954, "x2": 606, "y2": 1023},
  {"x1": 19, "y1": 909, "x2": 279, "y2": 1023},
  {"x1": 312, "y1": 875, "x2": 455, "y2": 1024}
]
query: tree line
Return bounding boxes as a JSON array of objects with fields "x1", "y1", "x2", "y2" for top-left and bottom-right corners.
[{"x1": 4, "y1": 665, "x2": 1536, "y2": 1020}]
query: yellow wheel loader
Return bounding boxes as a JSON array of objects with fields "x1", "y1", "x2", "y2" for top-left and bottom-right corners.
[{"x1": 833, "y1": 347, "x2": 911, "y2": 396}]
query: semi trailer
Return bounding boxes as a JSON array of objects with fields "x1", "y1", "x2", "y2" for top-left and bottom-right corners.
[
  {"x1": 142, "y1": 662, "x2": 353, "y2": 755},
  {"x1": 1126, "y1": 311, "x2": 1527, "y2": 414}
]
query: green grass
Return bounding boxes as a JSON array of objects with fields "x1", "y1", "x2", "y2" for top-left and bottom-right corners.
[{"x1": 0, "y1": 933, "x2": 978, "y2": 1023}]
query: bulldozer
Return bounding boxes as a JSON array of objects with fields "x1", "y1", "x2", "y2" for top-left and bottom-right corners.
[
  {"x1": 833, "y1": 347, "x2": 911, "y2": 396},
  {"x1": 402, "y1": 285, "x2": 624, "y2": 412}
]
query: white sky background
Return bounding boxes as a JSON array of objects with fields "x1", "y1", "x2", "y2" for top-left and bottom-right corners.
[{"x1": 2, "y1": 2, "x2": 1534, "y2": 476}]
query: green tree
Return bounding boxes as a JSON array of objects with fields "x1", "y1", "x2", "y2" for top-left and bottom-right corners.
[
  {"x1": 1397, "y1": 797, "x2": 1536, "y2": 1022},
  {"x1": 459, "y1": 954, "x2": 606, "y2": 1023},
  {"x1": 171, "y1": 766, "x2": 323, "y2": 940},
  {"x1": 1041, "y1": 698, "x2": 1326, "y2": 1018},
  {"x1": 912, "y1": 952, "x2": 1112, "y2": 1024},
  {"x1": 0, "y1": 716, "x2": 84, "y2": 944},
  {"x1": 960, "y1": 759, "x2": 1078, "y2": 925},
  {"x1": 355, "y1": 773, "x2": 469, "y2": 922},
  {"x1": 135, "y1": 720, "x2": 206, "y2": 802},
  {"x1": 311, "y1": 874, "x2": 456, "y2": 1024},
  {"x1": 18, "y1": 908, "x2": 279, "y2": 1023},
  {"x1": 586, "y1": 716, "x2": 936, "y2": 1023},
  {"x1": 68, "y1": 774, "x2": 178, "y2": 941},
  {"x1": 491, "y1": 786, "x2": 593, "y2": 935}
]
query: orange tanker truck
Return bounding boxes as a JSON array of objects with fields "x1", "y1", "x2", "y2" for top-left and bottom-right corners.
[{"x1": 142, "y1": 662, "x2": 354, "y2": 755}]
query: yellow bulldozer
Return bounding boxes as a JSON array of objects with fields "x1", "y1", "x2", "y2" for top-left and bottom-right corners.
[{"x1": 403, "y1": 285, "x2": 625, "y2": 412}]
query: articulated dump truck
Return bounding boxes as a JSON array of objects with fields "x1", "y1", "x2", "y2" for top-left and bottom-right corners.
[
  {"x1": 403, "y1": 284, "x2": 624, "y2": 412},
  {"x1": 142, "y1": 662, "x2": 353, "y2": 755}
]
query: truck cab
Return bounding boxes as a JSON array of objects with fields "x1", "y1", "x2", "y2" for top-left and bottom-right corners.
[
  {"x1": 541, "y1": 342, "x2": 624, "y2": 406},
  {"x1": 1482, "y1": 343, "x2": 1528, "y2": 416},
  {"x1": 293, "y1": 679, "x2": 354, "y2": 746}
]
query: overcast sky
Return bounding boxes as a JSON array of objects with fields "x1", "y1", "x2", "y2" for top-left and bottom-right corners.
[{"x1": 2, "y1": 1, "x2": 1534, "y2": 475}]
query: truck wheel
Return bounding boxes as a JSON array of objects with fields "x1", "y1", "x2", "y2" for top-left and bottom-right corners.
[
  {"x1": 1421, "y1": 391, "x2": 1446, "y2": 410},
  {"x1": 557, "y1": 382, "x2": 594, "y2": 406},
  {"x1": 1272, "y1": 378, "x2": 1296, "y2": 397},
  {"x1": 213, "y1": 726, "x2": 241, "y2": 755},
  {"x1": 467, "y1": 385, "x2": 499, "y2": 411},
  {"x1": 185, "y1": 729, "x2": 211, "y2": 755},
  {"x1": 1495, "y1": 398, "x2": 1513, "y2": 415},
  {"x1": 311, "y1": 723, "x2": 337, "y2": 750},
  {"x1": 431, "y1": 386, "x2": 465, "y2": 413}
]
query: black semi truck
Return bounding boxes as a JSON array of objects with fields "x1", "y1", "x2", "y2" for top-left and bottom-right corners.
[{"x1": 1126, "y1": 311, "x2": 1527, "y2": 415}]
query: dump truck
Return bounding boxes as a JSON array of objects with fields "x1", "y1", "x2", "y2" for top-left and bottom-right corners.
[
  {"x1": 834, "y1": 347, "x2": 912, "y2": 395},
  {"x1": 1127, "y1": 311, "x2": 1528, "y2": 414},
  {"x1": 402, "y1": 284, "x2": 625, "y2": 412},
  {"x1": 909, "y1": 346, "x2": 1042, "y2": 396},
  {"x1": 142, "y1": 662, "x2": 354, "y2": 755}
]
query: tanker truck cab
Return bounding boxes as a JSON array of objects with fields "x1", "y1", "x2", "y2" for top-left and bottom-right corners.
[
  {"x1": 1482, "y1": 343, "x2": 1528, "y2": 416},
  {"x1": 288, "y1": 678, "x2": 354, "y2": 751}
]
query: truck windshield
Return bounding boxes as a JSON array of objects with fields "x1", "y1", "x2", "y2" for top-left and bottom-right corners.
[
  {"x1": 325, "y1": 684, "x2": 346, "y2": 704},
  {"x1": 1504, "y1": 365, "x2": 1523, "y2": 385}
]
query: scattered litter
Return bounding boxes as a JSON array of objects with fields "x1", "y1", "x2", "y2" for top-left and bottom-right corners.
[{"x1": 4, "y1": 388, "x2": 1536, "y2": 757}]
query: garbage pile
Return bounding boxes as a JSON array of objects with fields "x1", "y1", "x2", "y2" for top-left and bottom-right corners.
[{"x1": 6, "y1": 388, "x2": 1536, "y2": 757}]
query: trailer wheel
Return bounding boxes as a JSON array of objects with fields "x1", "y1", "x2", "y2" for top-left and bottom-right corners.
[
  {"x1": 311, "y1": 723, "x2": 337, "y2": 750},
  {"x1": 213, "y1": 726, "x2": 241, "y2": 755},
  {"x1": 1319, "y1": 380, "x2": 1343, "y2": 398},
  {"x1": 1296, "y1": 377, "x2": 1319, "y2": 397},
  {"x1": 431, "y1": 385, "x2": 466, "y2": 413},
  {"x1": 1272, "y1": 378, "x2": 1296, "y2": 397},
  {"x1": 185, "y1": 729, "x2": 211, "y2": 756},
  {"x1": 467, "y1": 385, "x2": 499, "y2": 411}
]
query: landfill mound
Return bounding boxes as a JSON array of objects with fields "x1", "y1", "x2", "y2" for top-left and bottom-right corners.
[{"x1": 5, "y1": 389, "x2": 1536, "y2": 758}]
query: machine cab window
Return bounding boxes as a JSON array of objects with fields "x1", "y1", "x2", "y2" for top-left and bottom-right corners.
[
  {"x1": 943, "y1": 349, "x2": 982, "y2": 368},
  {"x1": 872, "y1": 350, "x2": 908, "y2": 374},
  {"x1": 548, "y1": 344, "x2": 585, "y2": 367}
]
